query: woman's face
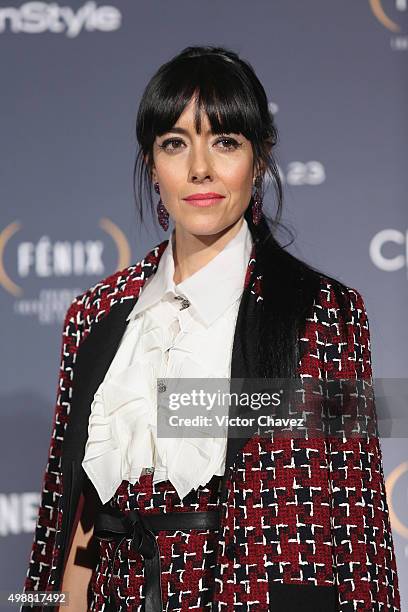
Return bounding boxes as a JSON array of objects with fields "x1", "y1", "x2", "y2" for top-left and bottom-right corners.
[{"x1": 150, "y1": 97, "x2": 256, "y2": 238}]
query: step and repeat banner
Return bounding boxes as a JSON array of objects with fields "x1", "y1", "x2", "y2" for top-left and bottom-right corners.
[{"x1": 0, "y1": 0, "x2": 407, "y2": 609}]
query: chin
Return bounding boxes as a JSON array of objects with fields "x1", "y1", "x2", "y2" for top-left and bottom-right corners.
[{"x1": 176, "y1": 215, "x2": 235, "y2": 238}]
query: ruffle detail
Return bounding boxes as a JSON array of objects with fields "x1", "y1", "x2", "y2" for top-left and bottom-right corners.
[
  {"x1": 82, "y1": 313, "x2": 229, "y2": 504},
  {"x1": 82, "y1": 359, "x2": 157, "y2": 504}
]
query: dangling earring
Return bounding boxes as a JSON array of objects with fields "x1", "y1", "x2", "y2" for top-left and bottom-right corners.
[
  {"x1": 154, "y1": 182, "x2": 169, "y2": 231},
  {"x1": 252, "y1": 175, "x2": 263, "y2": 225}
]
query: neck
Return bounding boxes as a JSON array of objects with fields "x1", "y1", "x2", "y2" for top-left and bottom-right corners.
[{"x1": 172, "y1": 216, "x2": 244, "y2": 285}]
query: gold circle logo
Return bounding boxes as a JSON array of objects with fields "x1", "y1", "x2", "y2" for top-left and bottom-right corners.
[
  {"x1": 386, "y1": 461, "x2": 408, "y2": 539},
  {"x1": 369, "y1": 0, "x2": 404, "y2": 32}
]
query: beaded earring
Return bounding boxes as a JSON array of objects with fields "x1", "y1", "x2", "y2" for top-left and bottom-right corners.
[
  {"x1": 252, "y1": 175, "x2": 263, "y2": 225},
  {"x1": 154, "y1": 182, "x2": 169, "y2": 231}
]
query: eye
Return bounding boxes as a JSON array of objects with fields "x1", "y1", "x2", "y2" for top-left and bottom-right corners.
[
  {"x1": 214, "y1": 137, "x2": 242, "y2": 150},
  {"x1": 158, "y1": 138, "x2": 185, "y2": 152},
  {"x1": 157, "y1": 135, "x2": 242, "y2": 152}
]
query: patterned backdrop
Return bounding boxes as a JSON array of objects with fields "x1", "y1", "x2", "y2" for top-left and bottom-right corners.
[{"x1": 0, "y1": 1, "x2": 407, "y2": 610}]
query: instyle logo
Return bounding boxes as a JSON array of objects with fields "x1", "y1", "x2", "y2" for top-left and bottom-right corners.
[
  {"x1": 369, "y1": 229, "x2": 408, "y2": 276},
  {"x1": 0, "y1": 1, "x2": 122, "y2": 37}
]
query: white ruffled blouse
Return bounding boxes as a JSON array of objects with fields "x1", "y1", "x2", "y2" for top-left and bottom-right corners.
[{"x1": 82, "y1": 217, "x2": 254, "y2": 504}]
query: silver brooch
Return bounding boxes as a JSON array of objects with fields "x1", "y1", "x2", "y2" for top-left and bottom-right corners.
[{"x1": 174, "y1": 295, "x2": 190, "y2": 310}]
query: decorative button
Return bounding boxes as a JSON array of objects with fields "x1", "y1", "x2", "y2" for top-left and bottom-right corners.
[{"x1": 157, "y1": 380, "x2": 167, "y2": 393}]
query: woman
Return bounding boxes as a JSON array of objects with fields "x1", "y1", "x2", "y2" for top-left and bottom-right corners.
[{"x1": 23, "y1": 46, "x2": 400, "y2": 611}]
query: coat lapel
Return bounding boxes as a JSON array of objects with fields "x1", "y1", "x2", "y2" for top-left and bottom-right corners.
[
  {"x1": 59, "y1": 297, "x2": 139, "y2": 580},
  {"x1": 61, "y1": 298, "x2": 138, "y2": 477}
]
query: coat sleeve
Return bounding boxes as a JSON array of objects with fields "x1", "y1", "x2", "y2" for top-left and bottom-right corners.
[
  {"x1": 22, "y1": 295, "x2": 84, "y2": 594},
  {"x1": 323, "y1": 285, "x2": 401, "y2": 611}
]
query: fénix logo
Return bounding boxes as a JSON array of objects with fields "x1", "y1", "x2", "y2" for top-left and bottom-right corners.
[
  {"x1": 0, "y1": 1, "x2": 122, "y2": 37},
  {"x1": 0, "y1": 218, "x2": 131, "y2": 296}
]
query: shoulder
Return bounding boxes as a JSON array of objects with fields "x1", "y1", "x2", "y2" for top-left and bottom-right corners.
[
  {"x1": 309, "y1": 275, "x2": 372, "y2": 378},
  {"x1": 61, "y1": 239, "x2": 168, "y2": 343},
  {"x1": 314, "y1": 275, "x2": 370, "y2": 334}
]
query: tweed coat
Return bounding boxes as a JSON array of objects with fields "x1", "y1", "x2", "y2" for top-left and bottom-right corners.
[{"x1": 23, "y1": 235, "x2": 401, "y2": 611}]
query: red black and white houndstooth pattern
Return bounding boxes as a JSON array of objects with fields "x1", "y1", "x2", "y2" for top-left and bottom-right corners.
[{"x1": 23, "y1": 239, "x2": 401, "y2": 611}]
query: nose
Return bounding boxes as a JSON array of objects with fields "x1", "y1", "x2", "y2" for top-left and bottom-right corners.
[{"x1": 188, "y1": 144, "x2": 213, "y2": 183}]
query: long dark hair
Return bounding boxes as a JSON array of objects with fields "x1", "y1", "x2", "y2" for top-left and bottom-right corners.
[{"x1": 133, "y1": 45, "x2": 349, "y2": 379}]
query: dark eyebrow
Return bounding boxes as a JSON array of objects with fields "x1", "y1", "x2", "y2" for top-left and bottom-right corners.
[{"x1": 162, "y1": 127, "x2": 215, "y2": 136}]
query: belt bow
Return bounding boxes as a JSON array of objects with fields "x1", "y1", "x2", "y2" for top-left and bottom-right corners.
[{"x1": 94, "y1": 504, "x2": 220, "y2": 612}]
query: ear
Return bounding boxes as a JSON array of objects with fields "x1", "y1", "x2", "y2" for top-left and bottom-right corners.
[
  {"x1": 252, "y1": 160, "x2": 259, "y2": 183},
  {"x1": 265, "y1": 135, "x2": 274, "y2": 152},
  {"x1": 144, "y1": 153, "x2": 158, "y2": 183},
  {"x1": 253, "y1": 162, "x2": 265, "y2": 184},
  {"x1": 253, "y1": 138, "x2": 274, "y2": 182}
]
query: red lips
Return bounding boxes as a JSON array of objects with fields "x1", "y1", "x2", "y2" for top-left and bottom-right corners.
[{"x1": 183, "y1": 192, "x2": 225, "y2": 200}]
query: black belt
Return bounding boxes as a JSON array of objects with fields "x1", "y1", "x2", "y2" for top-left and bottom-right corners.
[{"x1": 93, "y1": 504, "x2": 221, "y2": 612}]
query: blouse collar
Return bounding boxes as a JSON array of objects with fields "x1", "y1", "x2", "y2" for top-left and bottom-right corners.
[{"x1": 126, "y1": 216, "x2": 254, "y2": 327}]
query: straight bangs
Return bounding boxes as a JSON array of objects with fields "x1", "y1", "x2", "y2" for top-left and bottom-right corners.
[{"x1": 137, "y1": 55, "x2": 271, "y2": 149}]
